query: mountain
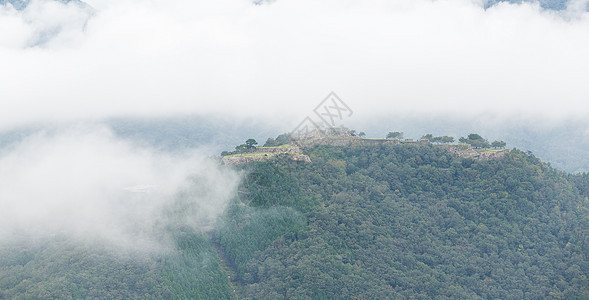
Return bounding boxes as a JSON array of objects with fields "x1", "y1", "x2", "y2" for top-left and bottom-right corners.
[
  {"x1": 0, "y1": 0, "x2": 80, "y2": 10},
  {"x1": 215, "y1": 139, "x2": 588, "y2": 299},
  {"x1": 485, "y1": 0, "x2": 570, "y2": 10},
  {"x1": 1, "y1": 0, "x2": 578, "y2": 11},
  {"x1": 0, "y1": 133, "x2": 587, "y2": 299},
  {"x1": 0, "y1": 0, "x2": 29, "y2": 10}
]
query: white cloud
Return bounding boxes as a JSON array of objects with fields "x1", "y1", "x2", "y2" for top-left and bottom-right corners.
[
  {"x1": 0, "y1": 0, "x2": 588, "y2": 129},
  {"x1": 0, "y1": 0, "x2": 93, "y2": 48},
  {"x1": 0, "y1": 125, "x2": 241, "y2": 252}
]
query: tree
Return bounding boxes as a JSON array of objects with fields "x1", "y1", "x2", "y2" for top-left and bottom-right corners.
[
  {"x1": 275, "y1": 134, "x2": 291, "y2": 146},
  {"x1": 421, "y1": 134, "x2": 434, "y2": 141},
  {"x1": 491, "y1": 140, "x2": 506, "y2": 149},
  {"x1": 264, "y1": 138, "x2": 276, "y2": 147},
  {"x1": 359, "y1": 132, "x2": 366, "y2": 138},
  {"x1": 459, "y1": 134, "x2": 489, "y2": 148},
  {"x1": 264, "y1": 134, "x2": 292, "y2": 147},
  {"x1": 246, "y1": 139, "x2": 258, "y2": 150},
  {"x1": 350, "y1": 130, "x2": 357, "y2": 136},
  {"x1": 440, "y1": 136, "x2": 455, "y2": 143},
  {"x1": 235, "y1": 144, "x2": 248, "y2": 153},
  {"x1": 387, "y1": 132, "x2": 403, "y2": 139},
  {"x1": 467, "y1": 133, "x2": 484, "y2": 141},
  {"x1": 470, "y1": 139, "x2": 490, "y2": 149}
]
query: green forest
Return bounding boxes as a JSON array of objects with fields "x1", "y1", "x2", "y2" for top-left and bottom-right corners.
[
  {"x1": 1, "y1": 141, "x2": 588, "y2": 299},
  {"x1": 218, "y1": 143, "x2": 588, "y2": 299}
]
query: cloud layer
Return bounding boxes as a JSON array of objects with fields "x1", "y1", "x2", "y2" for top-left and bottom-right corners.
[
  {"x1": 0, "y1": 125, "x2": 241, "y2": 251},
  {"x1": 0, "y1": 0, "x2": 589, "y2": 130}
]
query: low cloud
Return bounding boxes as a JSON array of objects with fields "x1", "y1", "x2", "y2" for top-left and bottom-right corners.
[
  {"x1": 1, "y1": 0, "x2": 589, "y2": 131},
  {"x1": 0, "y1": 125, "x2": 241, "y2": 252},
  {"x1": 0, "y1": 0, "x2": 93, "y2": 48}
]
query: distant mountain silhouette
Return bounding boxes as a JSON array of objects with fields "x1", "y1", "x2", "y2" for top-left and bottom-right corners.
[
  {"x1": 485, "y1": 0, "x2": 570, "y2": 10},
  {"x1": 0, "y1": 0, "x2": 82, "y2": 10}
]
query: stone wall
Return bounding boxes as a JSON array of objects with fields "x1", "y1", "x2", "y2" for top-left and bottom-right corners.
[
  {"x1": 252, "y1": 145, "x2": 303, "y2": 154},
  {"x1": 222, "y1": 145, "x2": 311, "y2": 165},
  {"x1": 434, "y1": 144, "x2": 510, "y2": 160},
  {"x1": 223, "y1": 138, "x2": 509, "y2": 166},
  {"x1": 294, "y1": 137, "x2": 401, "y2": 147},
  {"x1": 222, "y1": 153, "x2": 311, "y2": 165}
]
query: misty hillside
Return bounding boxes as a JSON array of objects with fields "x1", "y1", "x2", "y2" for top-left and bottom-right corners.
[{"x1": 1, "y1": 136, "x2": 587, "y2": 299}]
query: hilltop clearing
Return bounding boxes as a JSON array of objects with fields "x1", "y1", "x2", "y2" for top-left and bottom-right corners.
[{"x1": 222, "y1": 129, "x2": 509, "y2": 165}]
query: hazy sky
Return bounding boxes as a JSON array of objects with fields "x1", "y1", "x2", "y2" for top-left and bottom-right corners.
[{"x1": 1, "y1": 0, "x2": 589, "y2": 131}]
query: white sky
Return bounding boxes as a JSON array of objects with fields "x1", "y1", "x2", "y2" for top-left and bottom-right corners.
[{"x1": 1, "y1": 0, "x2": 589, "y2": 130}]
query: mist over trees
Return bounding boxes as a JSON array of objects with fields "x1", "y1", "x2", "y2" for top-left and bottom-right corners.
[{"x1": 0, "y1": 127, "x2": 241, "y2": 298}]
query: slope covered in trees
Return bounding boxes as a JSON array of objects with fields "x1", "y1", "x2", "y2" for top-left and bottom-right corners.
[
  {"x1": 0, "y1": 231, "x2": 232, "y2": 299},
  {"x1": 217, "y1": 143, "x2": 588, "y2": 299},
  {"x1": 1, "y1": 140, "x2": 587, "y2": 299}
]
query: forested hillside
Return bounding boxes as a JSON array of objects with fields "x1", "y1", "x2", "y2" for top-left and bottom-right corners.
[
  {"x1": 0, "y1": 231, "x2": 232, "y2": 299},
  {"x1": 1, "y1": 141, "x2": 587, "y2": 299},
  {"x1": 217, "y1": 143, "x2": 588, "y2": 299}
]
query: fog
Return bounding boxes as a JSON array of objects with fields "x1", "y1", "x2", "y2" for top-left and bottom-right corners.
[
  {"x1": 0, "y1": 125, "x2": 241, "y2": 252},
  {"x1": 1, "y1": 0, "x2": 589, "y2": 130}
]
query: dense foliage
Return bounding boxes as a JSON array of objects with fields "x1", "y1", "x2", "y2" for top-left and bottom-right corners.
[
  {"x1": 216, "y1": 143, "x2": 588, "y2": 299},
  {"x1": 0, "y1": 232, "x2": 232, "y2": 299},
  {"x1": 214, "y1": 205, "x2": 306, "y2": 280},
  {"x1": 1, "y1": 142, "x2": 587, "y2": 299}
]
